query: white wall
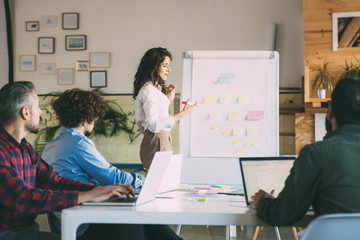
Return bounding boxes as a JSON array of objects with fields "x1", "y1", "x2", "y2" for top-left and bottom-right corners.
[{"x1": 13, "y1": 0, "x2": 303, "y2": 94}]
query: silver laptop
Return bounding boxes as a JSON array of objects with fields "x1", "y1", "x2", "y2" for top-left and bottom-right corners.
[
  {"x1": 157, "y1": 154, "x2": 182, "y2": 194},
  {"x1": 239, "y1": 156, "x2": 296, "y2": 206},
  {"x1": 83, "y1": 151, "x2": 173, "y2": 206}
]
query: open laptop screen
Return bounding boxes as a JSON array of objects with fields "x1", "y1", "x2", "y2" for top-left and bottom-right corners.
[{"x1": 239, "y1": 157, "x2": 296, "y2": 206}]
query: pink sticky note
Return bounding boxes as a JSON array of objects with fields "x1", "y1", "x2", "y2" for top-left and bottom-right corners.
[{"x1": 247, "y1": 111, "x2": 264, "y2": 120}]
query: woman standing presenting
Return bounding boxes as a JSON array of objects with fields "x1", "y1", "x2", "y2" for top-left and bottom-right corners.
[{"x1": 133, "y1": 47, "x2": 198, "y2": 169}]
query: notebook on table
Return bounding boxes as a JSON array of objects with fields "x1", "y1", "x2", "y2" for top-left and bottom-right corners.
[
  {"x1": 82, "y1": 151, "x2": 173, "y2": 206},
  {"x1": 239, "y1": 156, "x2": 296, "y2": 206}
]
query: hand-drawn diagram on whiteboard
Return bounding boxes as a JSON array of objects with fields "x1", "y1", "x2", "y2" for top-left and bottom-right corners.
[{"x1": 182, "y1": 51, "x2": 279, "y2": 158}]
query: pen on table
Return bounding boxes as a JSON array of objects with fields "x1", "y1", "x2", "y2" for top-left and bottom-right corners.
[{"x1": 217, "y1": 192, "x2": 244, "y2": 196}]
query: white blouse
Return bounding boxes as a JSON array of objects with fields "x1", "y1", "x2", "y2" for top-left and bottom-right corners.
[{"x1": 135, "y1": 82, "x2": 175, "y2": 133}]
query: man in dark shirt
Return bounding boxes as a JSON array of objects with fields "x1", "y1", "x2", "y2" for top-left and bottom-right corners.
[
  {"x1": 250, "y1": 77, "x2": 360, "y2": 226},
  {"x1": 0, "y1": 81, "x2": 133, "y2": 240}
]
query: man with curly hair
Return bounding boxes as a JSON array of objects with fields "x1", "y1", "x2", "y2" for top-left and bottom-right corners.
[{"x1": 43, "y1": 88, "x2": 182, "y2": 240}]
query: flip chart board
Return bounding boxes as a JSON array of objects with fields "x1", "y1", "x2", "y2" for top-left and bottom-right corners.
[{"x1": 179, "y1": 51, "x2": 279, "y2": 184}]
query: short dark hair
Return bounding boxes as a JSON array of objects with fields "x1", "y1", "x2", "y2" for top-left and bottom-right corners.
[
  {"x1": 52, "y1": 88, "x2": 108, "y2": 128},
  {"x1": 0, "y1": 81, "x2": 36, "y2": 125},
  {"x1": 331, "y1": 77, "x2": 360, "y2": 126}
]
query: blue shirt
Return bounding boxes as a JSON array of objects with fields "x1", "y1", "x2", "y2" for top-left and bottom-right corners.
[{"x1": 42, "y1": 127, "x2": 144, "y2": 189}]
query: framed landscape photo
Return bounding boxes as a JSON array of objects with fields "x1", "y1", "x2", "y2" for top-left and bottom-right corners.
[
  {"x1": 40, "y1": 63, "x2": 56, "y2": 74},
  {"x1": 90, "y1": 71, "x2": 107, "y2": 88},
  {"x1": 332, "y1": 11, "x2": 360, "y2": 51},
  {"x1": 57, "y1": 68, "x2": 74, "y2": 85},
  {"x1": 89, "y1": 52, "x2": 111, "y2": 68},
  {"x1": 19, "y1": 55, "x2": 36, "y2": 71},
  {"x1": 62, "y1": 12, "x2": 79, "y2": 30},
  {"x1": 76, "y1": 60, "x2": 89, "y2": 71},
  {"x1": 41, "y1": 15, "x2": 57, "y2": 28},
  {"x1": 38, "y1": 37, "x2": 55, "y2": 54},
  {"x1": 65, "y1": 35, "x2": 86, "y2": 51},
  {"x1": 25, "y1": 21, "x2": 39, "y2": 31}
]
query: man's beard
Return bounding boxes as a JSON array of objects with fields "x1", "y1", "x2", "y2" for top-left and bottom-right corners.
[
  {"x1": 27, "y1": 122, "x2": 40, "y2": 134},
  {"x1": 85, "y1": 130, "x2": 93, "y2": 138},
  {"x1": 26, "y1": 116, "x2": 43, "y2": 134}
]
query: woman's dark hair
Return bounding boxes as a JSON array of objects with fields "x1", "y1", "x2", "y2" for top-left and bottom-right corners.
[
  {"x1": 331, "y1": 77, "x2": 360, "y2": 126},
  {"x1": 133, "y1": 47, "x2": 172, "y2": 99},
  {"x1": 52, "y1": 88, "x2": 108, "y2": 128}
]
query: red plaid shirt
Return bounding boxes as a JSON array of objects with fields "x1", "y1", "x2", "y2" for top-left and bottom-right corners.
[{"x1": 0, "y1": 127, "x2": 94, "y2": 230}]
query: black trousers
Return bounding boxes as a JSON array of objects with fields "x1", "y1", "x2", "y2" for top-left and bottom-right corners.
[{"x1": 78, "y1": 224, "x2": 183, "y2": 240}]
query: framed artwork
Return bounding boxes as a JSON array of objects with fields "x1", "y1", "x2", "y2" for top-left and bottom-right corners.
[
  {"x1": 62, "y1": 12, "x2": 79, "y2": 30},
  {"x1": 65, "y1": 35, "x2": 86, "y2": 51},
  {"x1": 89, "y1": 52, "x2": 111, "y2": 68},
  {"x1": 40, "y1": 15, "x2": 57, "y2": 28},
  {"x1": 76, "y1": 60, "x2": 89, "y2": 71},
  {"x1": 332, "y1": 11, "x2": 360, "y2": 51},
  {"x1": 38, "y1": 37, "x2": 55, "y2": 54},
  {"x1": 40, "y1": 63, "x2": 56, "y2": 74},
  {"x1": 90, "y1": 71, "x2": 107, "y2": 88},
  {"x1": 25, "y1": 21, "x2": 39, "y2": 31},
  {"x1": 19, "y1": 55, "x2": 36, "y2": 71},
  {"x1": 57, "y1": 68, "x2": 74, "y2": 85}
]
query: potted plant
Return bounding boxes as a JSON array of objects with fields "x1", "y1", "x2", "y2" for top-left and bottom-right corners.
[
  {"x1": 311, "y1": 60, "x2": 335, "y2": 99},
  {"x1": 341, "y1": 57, "x2": 360, "y2": 79}
]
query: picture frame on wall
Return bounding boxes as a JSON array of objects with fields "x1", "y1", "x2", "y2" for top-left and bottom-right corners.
[
  {"x1": 65, "y1": 35, "x2": 86, "y2": 51},
  {"x1": 41, "y1": 15, "x2": 57, "y2": 28},
  {"x1": 90, "y1": 71, "x2": 107, "y2": 88},
  {"x1": 332, "y1": 11, "x2": 360, "y2": 51},
  {"x1": 25, "y1": 21, "x2": 39, "y2": 31},
  {"x1": 40, "y1": 63, "x2": 56, "y2": 74},
  {"x1": 76, "y1": 60, "x2": 89, "y2": 71},
  {"x1": 89, "y1": 52, "x2": 111, "y2": 68},
  {"x1": 38, "y1": 37, "x2": 55, "y2": 54},
  {"x1": 19, "y1": 55, "x2": 36, "y2": 71},
  {"x1": 62, "y1": 12, "x2": 79, "y2": 30},
  {"x1": 57, "y1": 68, "x2": 74, "y2": 85}
]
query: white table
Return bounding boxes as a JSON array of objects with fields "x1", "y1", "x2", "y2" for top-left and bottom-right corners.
[{"x1": 61, "y1": 197, "x2": 313, "y2": 240}]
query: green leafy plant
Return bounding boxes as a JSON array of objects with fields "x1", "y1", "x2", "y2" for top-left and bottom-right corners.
[
  {"x1": 311, "y1": 60, "x2": 335, "y2": 92},
  {"x1": 33, "y1": 90, "x2": 141, "y2": 155},
  {"x1": 341, "y1": 57, "x2": 360, "y2": 79}
]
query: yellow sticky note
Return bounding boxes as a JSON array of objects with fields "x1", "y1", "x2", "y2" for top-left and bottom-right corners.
[
  {"x1": 224, "y1": 129, "x2": 230, "y2": 135},
  {"x1": 237, "y1": 147, "x2": 244, "y2": 153},
  {"x1": 220, "y1": 94, "x2": 231, "y2": 103},
  {"x1": 238, "y1": 94, "x2": 249, "y2": 103},
  {"x1": 233, "y1": 139, "x2": 240, "y2": 145},
  {"x1": 209, "y1": 110, "x2": 221, "y2": 120},
  {"x1": 246, "y1": 126, "x2": 258, "y2": 136},
  {"x1": 212, "y1": 124, "x2": 219, "y2": 129},
  {"x1": 252, "y1": 141, "x2": 258, "y2": 146},
  {"x1": 233, "y1": 126, "x2": 244, "y2": 136},
  {"x1": 204, "y1": 94, "x2": 215, "y2": 104},
  {"x1": 245, "y1": 141, "x2": 251, "y2": 146},
  {"x1": 228, "y1": 111, "x2": 239, "y2": 121}
]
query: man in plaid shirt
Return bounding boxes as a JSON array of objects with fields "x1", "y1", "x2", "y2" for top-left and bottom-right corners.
[{"x1": 0, "y1": 81, "x2": 134, "y2": 240}]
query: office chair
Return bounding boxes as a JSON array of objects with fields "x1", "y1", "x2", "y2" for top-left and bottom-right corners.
[{"x1": 301, "y1": 213, "x2": 360, "y2": 240}]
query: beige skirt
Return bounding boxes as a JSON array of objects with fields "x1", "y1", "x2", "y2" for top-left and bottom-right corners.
[{"x1": 140, "y1": 129, "x2": 172, "y2": 169}]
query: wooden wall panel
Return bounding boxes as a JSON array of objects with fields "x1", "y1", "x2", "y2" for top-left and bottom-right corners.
[
  {"x1": 295, "y1": 113, "x2": 314, "y2": 155},
  {"x1": 303, "y1": 0, "x2": 360, "y2": 102}
]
